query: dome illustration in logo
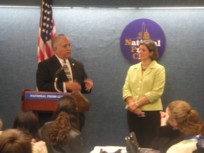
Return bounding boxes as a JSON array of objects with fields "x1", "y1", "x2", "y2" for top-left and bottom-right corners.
[{"x1": 120, "y1": 18, "x2": 166, "y2": 64}]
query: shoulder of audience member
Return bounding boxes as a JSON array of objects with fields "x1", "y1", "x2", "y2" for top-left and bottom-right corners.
[{"x1": 32, "y1": 140, "x2": 48, "y2": 153}]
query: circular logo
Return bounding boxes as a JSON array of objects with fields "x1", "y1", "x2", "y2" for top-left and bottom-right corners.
[{"x1": 120, "y1": 18, "x2": 166, "y2": 64}]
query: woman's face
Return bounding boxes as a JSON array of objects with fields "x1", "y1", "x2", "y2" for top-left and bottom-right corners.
[
  {"x1": 138, "y1": 44, "x2": 153, "y2": 61},
  {"x1": 166, "y1": 107, "x2": 178, "y2": 129}
]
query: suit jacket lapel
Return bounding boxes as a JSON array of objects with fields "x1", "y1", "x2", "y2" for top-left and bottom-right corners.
[
  {"x1": 50, "y1": 55, "x2": 61, "y2": 70},
  {"x1": 51, "y1": 55, "x2": 68, "y2": 81},
  {"x1": 143, "y1": 60, "x2": 157, "y2": 77},
  {"x1": 69, "y1": 58, "x2": 77, "y2": 80}
]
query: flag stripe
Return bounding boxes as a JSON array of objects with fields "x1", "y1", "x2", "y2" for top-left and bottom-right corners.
[{"x1": 37, "y1": 0, "x2": 56, "y2": 63}]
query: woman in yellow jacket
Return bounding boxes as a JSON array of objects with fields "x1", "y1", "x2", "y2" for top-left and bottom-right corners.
[{"x1": 122, "y1": 39, "x2": 166, "y2": 148}]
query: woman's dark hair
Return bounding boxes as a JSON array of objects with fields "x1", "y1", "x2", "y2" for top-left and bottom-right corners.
[
  {"x1": 13, "y1": 111, "x2": 39, "y2": 140},
  {"x1": 48, "y1": 95, "x2": 80, "y2": 146},
  {"x1": 139, "y1": 39, "x2": 159, "y2": 60},
  {"x1": 53, "y1": 96, "x2": 77, "y2": 117},
  {"x1": 0, "y1": 118, "x2": 3, "y2": 130},
  {"x1": 49, "y1": 112, "x2": 72, "y2": 146},
  {"x1": 0, "y1": 129, "x2": 32, "y2": 153}
]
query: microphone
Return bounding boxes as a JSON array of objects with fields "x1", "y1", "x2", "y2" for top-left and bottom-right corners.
[
  {"x1": 54, "y1": 66, "x2": 64, "y2": 77},
  {"x1": 54, "y1": 66, "x2": 64, "y2": 92}
]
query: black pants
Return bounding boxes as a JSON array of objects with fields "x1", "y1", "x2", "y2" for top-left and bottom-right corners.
[{"x1": 127, "y1": 110, "x2": 160, "y2": 148}]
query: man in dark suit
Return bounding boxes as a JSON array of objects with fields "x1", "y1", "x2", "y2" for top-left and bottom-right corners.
[{"x1": 36, "y1": 34, "x2": 93, "y2": 129}]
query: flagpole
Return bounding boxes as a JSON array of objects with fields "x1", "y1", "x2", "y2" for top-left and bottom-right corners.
[{"x1": 39, "y1": 0, "x2": 44, "y2": 29}]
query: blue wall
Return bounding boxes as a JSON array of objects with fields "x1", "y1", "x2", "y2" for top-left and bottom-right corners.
[{"x1": 0, "y1": 6, "x2": 204, "y2": 153}]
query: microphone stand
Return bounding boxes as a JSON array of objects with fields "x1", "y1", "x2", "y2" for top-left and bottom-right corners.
[{"x1": 54, "y1": 66, "x2": 64, "y2": 93}]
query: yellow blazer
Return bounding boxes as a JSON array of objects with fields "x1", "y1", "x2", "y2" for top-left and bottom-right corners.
[{"x1": 123, "y1": 60, "x2": 166, "y2": 111}]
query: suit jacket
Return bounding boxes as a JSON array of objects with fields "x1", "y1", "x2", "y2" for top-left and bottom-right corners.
[
  {"x1": 123, "y1": 60, "x2": 165, "y2": 111},
  {"x1": 36, "y1": 55, "x2": 90, "y2": 93}
]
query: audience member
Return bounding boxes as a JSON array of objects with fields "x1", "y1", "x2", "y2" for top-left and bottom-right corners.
[
  {"x1": 0, "y1": 118, "x2": 3, "y2": 134},
  {"x1": 51, "y1": 95, "x2": 80, "y2": 130},
  {"x1": 13, "y1": 111, "x2": 48, "y2": 153},
  {"x1": 122, "y1": 39, "x2": 166, "y2": 147},
  {"x1": 0, "y1": 129, "x2": 32, "y2": 153},
  {"x1": 151, "y1": 100, "x2": 204, "y2": 153},
  {"x1": 193, "y1": 147, "x2": 204, "y2": 153},
  {"x1": 39, "y1": 95, "x2": 83, "y2": 153}
]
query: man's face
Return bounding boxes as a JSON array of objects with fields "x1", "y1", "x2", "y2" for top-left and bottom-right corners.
[{"x1": 54, "y1": 36, "x2": 71, "y2": 59}]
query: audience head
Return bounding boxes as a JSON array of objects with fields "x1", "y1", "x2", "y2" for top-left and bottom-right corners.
[
  {"x1": 13, "y1": 111, "x2": 39, "y2": 140},
  {"x1": 49, "y1": 111, "x2": 72, "y2": 146},
  {"x1": 52, "y1": 95, "x2": 80, "y2": 130},
  {"x1": 48, "y1": 95, "x2": 80, "y2": 146},
  {"x1": 166, "y1": 100, "x2": 204, "y2": 136},
  {"x1": 53, "y1": 95, "x2": 78, "y2": 118},
  {"x1": 139, "y1": 39, "x2": 159, "y2": 61},
  {"x1": 0, "y1": 129, "x2": 32, "y2": 153},
  {"x1": 0, "y1": 118, "x2": 3, "y2": 130},
  {"x1": 52, "y1": 34, "x2": 71, "y2": 60}
]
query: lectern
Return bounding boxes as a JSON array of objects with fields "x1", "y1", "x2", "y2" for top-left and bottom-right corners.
[{"x1": 21, "y1": 90, "x2": 90, "y2": 112}]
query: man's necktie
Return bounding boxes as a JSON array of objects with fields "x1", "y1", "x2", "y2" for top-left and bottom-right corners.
[{"x1": 63, "y1": 60, "x2": 73, "y2": 81}]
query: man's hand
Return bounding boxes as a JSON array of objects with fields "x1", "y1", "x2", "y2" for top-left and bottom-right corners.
[
  {"x1": 84, "y1": 78, "x2": 94, "y2": 91},
  {"x1": 65, "y1": 81, "x2": 81, "y2": 92}
]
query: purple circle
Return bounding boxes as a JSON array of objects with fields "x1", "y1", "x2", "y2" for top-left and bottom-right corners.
[{"x1": 120, "y1": 18, "x2": 166, "y2": 64}]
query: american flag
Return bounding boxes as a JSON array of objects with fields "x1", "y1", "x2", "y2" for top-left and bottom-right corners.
[{"x1": 37, "y1": 0, "x2": 56, "y2": 63}]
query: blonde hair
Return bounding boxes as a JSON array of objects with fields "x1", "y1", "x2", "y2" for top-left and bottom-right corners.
[{"x1": 167, "y1": 100, "x2": 204, "y2": 136}]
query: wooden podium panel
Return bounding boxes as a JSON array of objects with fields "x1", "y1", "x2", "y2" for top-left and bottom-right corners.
[
  {"x1": 22, "y1": 90, "x2": 68, "y2": 112},
  {"x1": 21, "y1": 90, "x2": 90, "y2": 112}
]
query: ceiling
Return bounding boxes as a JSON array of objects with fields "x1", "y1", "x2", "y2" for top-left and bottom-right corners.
[{"x1": 1, "y1": 0, "x2": 204, "y2": 7}]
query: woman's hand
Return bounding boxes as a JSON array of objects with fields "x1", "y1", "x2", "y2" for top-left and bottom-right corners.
[
  {"x1": 127, "y1": 102, "x2": 144, "y2": 116},
  {"x1": 160, "y1": 111, "x2": 169, "y2": 126}
]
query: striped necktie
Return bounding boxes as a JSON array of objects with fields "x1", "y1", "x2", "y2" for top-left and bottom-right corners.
[{"x1": 63, "y1": 60, "x2": 72, "y2": 81}]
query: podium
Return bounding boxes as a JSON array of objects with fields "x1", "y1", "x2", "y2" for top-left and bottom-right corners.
[{"x1": 21, "y1": 90, "x2": 90, "y2": 112}]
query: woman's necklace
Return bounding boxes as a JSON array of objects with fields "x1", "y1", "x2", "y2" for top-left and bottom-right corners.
[
  {"x1": 142, "y1": 65, "x2": 147, "y2": 71},
  {"x1": 141, "y1": 62, "x2": 150, "y2": 71}
]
